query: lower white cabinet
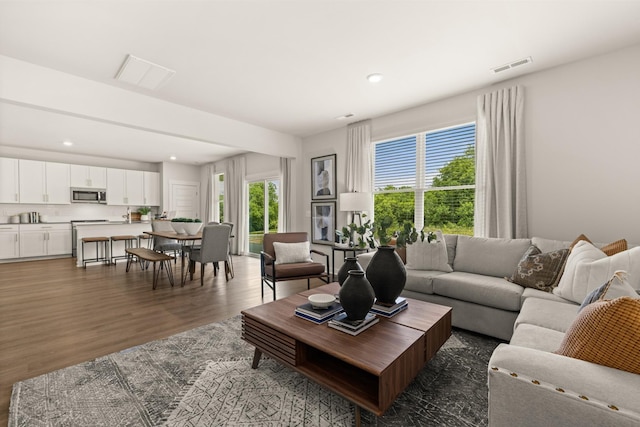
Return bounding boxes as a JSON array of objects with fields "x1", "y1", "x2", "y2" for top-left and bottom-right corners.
[
  {"x1": 19, "y1": 224, "x2": 72, "y2": 258},
  {"x1": 0, "y1": 225, "x2": 20, "y2": 259}
]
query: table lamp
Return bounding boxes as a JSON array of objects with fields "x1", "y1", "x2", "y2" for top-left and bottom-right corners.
[{"x1": 339, "y1": 192, "x2": 370, "y2": 226}]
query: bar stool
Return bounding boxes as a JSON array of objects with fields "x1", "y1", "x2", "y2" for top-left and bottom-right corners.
[
  {"x1": 81, "y1": 237, "x2": 110, "y2": 268},
  {"x1": 138, "y1": 233, "x2": 153, "y2": 249},
  {"x1": 110, "y1": 235, "x2": 138, "y2": 265}
]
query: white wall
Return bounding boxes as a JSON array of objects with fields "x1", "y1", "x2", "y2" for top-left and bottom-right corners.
[{"x1": 300, "y1": 43, "x2": 640, "y2": 244}]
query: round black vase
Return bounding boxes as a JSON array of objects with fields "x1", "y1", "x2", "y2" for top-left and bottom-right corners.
[
  {"x1": 339, "y1": 270, "x2": 375, "y2": 321},
  {"x1": 365, "y1": 246, "x2": 407, "y2": 304},
  {"x1": 337, "y1": 257, "x2": 363, "y2": 286}
]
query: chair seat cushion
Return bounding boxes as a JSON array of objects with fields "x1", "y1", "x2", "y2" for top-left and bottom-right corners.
[{"x1": 265, "y1": 262, "x2": 325, "y2": 279}]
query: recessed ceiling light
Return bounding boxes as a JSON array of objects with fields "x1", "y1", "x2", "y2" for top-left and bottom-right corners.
[
  {"x1": 336, "y1": 113, "x2": 355, "y2": 120},
  {"x1": 367, "y1": 73, "x2": 383, "y2": 83},
  {"x1": 62, "y1": 141, "x2": 73, "y2": 146},
  {"x1": 170, "y1": 156, "x2": 177, "y2": 161}
]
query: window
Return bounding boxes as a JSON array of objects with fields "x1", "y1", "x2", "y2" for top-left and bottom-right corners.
[
  {"x1": 247, "y1": 178, "x2": 280, "y2": 255},
  {"x1": 373, "y1": 123, "x2": 475, "y2": 235}
]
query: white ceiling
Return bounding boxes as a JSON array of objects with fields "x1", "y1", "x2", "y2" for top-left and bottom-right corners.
[{"x1": 1, "y1": 0, "x2": 640, "y2": 164}]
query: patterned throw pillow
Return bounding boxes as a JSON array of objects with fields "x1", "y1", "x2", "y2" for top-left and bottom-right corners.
[
  {"x1": 579, "y1": 271, "x2": 638, "y2": 312},
  {"x1": 556, "y1": 296, "x2": 640, "y2": 375},
  {"x1": 507, "y1": 245, "x2": 569, "y2": 292}
]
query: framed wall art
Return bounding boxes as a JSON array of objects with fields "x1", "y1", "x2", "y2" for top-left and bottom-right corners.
[
  {"x1": 311, "y1": 154, "x2": 336, "y2": 200},
  {"x1": 311, "y1": 201, "x2": 336, "y2": 245}
]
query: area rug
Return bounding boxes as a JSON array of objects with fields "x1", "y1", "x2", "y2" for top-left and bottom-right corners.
[{"x1": 10, "y1": 315, "x2": 502, "y2": 426}]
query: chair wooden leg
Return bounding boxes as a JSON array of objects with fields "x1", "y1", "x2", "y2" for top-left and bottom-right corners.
[{"x1": 200, "y1": 263, "x2": 205, "y2": 286}]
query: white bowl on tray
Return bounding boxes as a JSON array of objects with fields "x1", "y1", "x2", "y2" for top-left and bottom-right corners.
[
  {"x1": 170, "y1": 222, "x2": 186, "y2": 234},
  {"x1": 308, "y1": 293, "x2": 336, "y2": 309}
]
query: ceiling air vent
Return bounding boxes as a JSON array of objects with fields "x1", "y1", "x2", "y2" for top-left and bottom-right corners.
[
  {"x1": 115, "y1": 54, "x2": 175, "y2": 90},
  {"x1": 491, "y1": 56, "x2": 533, "y2": 74}
]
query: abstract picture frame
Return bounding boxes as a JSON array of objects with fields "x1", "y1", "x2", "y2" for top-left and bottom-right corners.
[
  {"x1": 311, "y1": 154, "x2": 336, "y2": 200},
  {"x1": 311, "y1": 201, "x2": 336, "y2": 245}
]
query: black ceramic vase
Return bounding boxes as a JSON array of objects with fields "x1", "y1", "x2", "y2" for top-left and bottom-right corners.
[
  {"x1": 337, "y1": 257, "x2": 363, "y2": 286},
  {"x1": 365, "y1": 246, "x2": 407, "y2": 304},
  {"x1": 339, "y1": 270, "x2": 375, "y2": 321}
]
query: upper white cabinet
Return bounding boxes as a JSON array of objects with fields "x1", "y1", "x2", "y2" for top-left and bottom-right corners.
[
  {"x1": 107, "y1": 168, "x2": 144, "y2": 206},
  {"x1": 70, "y1": 165, "x2": 107, "y2": 189},
  {"x1": 0, "y1": 157, "x2": 19, "y2": 203},
  {"x1": 19, "y1": 160, "x2": 70, "y2": 204},
  {"x1": 143, "y1": 171, "x2": 160, "y2": 206}
]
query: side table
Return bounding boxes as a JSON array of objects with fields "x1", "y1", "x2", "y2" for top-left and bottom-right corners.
[{"x1": 332, "y1": 245, "x2": 369, "y2": 280}]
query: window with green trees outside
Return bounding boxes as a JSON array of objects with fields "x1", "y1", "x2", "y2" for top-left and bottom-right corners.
[{"x1": 374, "y1": 123, "x2": 475, "y2": 236}]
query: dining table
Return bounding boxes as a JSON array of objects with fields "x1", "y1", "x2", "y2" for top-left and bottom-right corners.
[{"x1": 144, "y1": 230, "x2": 202, "y2": 286}]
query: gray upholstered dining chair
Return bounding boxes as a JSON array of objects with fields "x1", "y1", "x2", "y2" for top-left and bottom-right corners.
[
  {"x1": 184, "y1": 224, "x2": 233, "y2": 285},
  {"x1": 151, "y1": 220, "x2": 182, "y2": 262}
]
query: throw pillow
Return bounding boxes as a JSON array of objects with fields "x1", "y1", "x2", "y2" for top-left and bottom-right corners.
[
  {"x1": 273, "y1": 241, "x2": 313, "y2": 265},
  {"x1": 405, "y1": 231, "x2": 452, "y2": 272},
  {"x1": 578, "y1": 271, "x2": 638, "y2": 312},
  {"x1": 554, "y1": 241, "x2": 640, "y2": 304},
  {"x1": 507, "y1": 245, "x2": 569, "y2": 292},
  {"x1": 569, "y1": 233, "x2": 627, "y2": 256},
  {"x1": 556, "y1": 296, "x2": 640, "y2": 375}
]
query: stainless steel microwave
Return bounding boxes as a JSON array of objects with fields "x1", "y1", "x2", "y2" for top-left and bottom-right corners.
[{"x1": 71, "y1": 188, "x2": 107, "y2": 204}]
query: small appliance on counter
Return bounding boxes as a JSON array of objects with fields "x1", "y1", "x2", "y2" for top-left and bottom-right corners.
[{"x1": 9, "y1": 215, "x2": 20, "y2": 224}]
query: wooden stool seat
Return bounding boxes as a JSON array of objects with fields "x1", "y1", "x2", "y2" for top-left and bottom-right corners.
[
  {"x1": 125, "y1": 248, "x2": 174, "y2": 289},
  {"x1": 81, "y1": 237, "x2": 110, "y2": 268},
  {"x1": 138, "y1": 234, "x2": 153, "y2": 249},
  {"x1": 110, "y1": 235, "x2": 138, "y2": 265}
]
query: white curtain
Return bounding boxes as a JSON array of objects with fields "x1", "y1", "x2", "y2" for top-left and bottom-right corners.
[
  {"x1": 475, "y1": 85, "x2": 527, "y2": 238},
  {"x1": 346, "y1": 119, "x2": 373, "y2": 194},
  {"x1": 225, "y1": 155, "x2": 247, "y2": 255},
  {"x1": 203, "y1": 164, "x2": 215, "y2": 223},
  {"x1": 279, "y1": 157, "x2": 292, "y2": 232}
]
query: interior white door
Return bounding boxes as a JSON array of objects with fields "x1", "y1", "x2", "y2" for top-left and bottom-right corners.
[{"x1": 169, "y1": 181, "x2": 200, "y2": 219}]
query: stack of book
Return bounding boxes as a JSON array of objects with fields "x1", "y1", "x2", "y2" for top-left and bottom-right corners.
[
  {"x1": 328, "y1": 312, "x2": 379, "y2": 335},
  {"x1": 295, "y1": 302, "x2": 343, "y2": 324},
  {"x1": 370, "y1": 297, "x2": 408, "y2": 317}
]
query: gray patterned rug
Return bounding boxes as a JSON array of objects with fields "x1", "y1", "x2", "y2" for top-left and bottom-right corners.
[{"x1": 9, "y1": 315, "x2": 502, "y2": 426}]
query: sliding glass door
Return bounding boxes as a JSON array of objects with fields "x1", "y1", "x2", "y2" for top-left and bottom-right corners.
[{"x1": 248, "y1": 178, "x2": 280, "y2": 255}]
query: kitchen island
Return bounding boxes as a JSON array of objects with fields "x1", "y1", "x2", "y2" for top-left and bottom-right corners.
[{"x1": 74, "y1": 221, "x2": 152, "y2": 267}]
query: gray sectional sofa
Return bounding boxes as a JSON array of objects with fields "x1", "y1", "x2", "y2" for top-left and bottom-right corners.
[{"x1": 357, "y1": 234, "x2": 640, "y2": 426}]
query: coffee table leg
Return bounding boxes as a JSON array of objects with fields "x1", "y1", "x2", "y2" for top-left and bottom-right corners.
[
  {"x1": 251, "y1": 348, "x2": 262, "y2": 369},
  {"x1": 355, "y1": 406, "x2": 361, "y2": 427}
]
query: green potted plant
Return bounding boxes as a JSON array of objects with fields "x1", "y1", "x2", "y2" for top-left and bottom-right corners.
[{"x1": 138, "y1": 206, "x2": 152, "y2": 221}]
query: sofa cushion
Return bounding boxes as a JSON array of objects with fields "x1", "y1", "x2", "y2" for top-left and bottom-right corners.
[
  {"x1": 405, "y1": 231, "x2": 452, "y2": 272},
  {"x1": 521, "y1": 287, "x2": 572, "y2": 305},
  {"x1": 432, "y1": 272, "x2": 523, "y2": 311},
  {"x1": 515, "y1": 297, "x2": 579, "y2": 333},
  {"x1": 404, "y1": 270, "x2": 448, "y2": 294},
  {"x1": 554, "y1": 241, "x2": 640, "y2": 304},
  {"x1": 453, "y1": 235, "x2": 531, "y2": 278},
  {"x1": 507, "y1": 245, "x2": 569, "y2": 292},
  {"x1": 509, "y1": 323, "x2": 566, "y2": 353},
  {"x1": 531, "y1": 236, "x2": 571, "y2": 253},
  {"x1": 556, "y1": 296, "x2": 640, "y2": 375},
  {"x1": 443, "y1": 234, "x2": 458, "y2": 266}
]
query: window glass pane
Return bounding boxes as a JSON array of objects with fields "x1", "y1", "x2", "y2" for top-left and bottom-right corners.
[
  {"x1": 374, "y1": 136, "x2": 416, "y2": 191},
  {"x1": 268, "y1": 179, "x2": 280, "y2": 233},
  {"x1": 248, "y1": 182, "x2": 265, "y2": 254},
  {"x1": 424, "y1": 188, "x2": 474, "y2": 235},
  {"x1": 217, "y1": 173, "x2": 224, "y2": 222},
  {"x1": 374, "y1": 192, "x2": 415, "y2": 231},
  {"x1": 425, "y1": 123, "x2": 476, "y2": 188}
]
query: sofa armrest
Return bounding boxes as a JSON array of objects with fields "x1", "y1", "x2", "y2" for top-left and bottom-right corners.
[{"x1": 488, "y1": 344, "x2": 640, "y2": 427}]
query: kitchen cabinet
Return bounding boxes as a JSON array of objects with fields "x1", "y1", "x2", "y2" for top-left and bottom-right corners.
[
  {"x1": 19, "y1": 160, "x2": 70, "y2": 204},
  {"x1": 107, "y1": 168, "x2": 144, "y2": 206},
  {"x1": 143, "y1": 171, "x2": 160, "y2": 206},
  {"x1": 70, "y1": 165, "x2": 107, "y2": 189},
  {"x1": 20, "y1": 224, "x2": 72, "y2": 258},
  {"x1": 0, "y1": 225, "x2": 20, "y2": 259},
  {"x1": 0, "y1": 157, "x2": 19, "y2": 203}
]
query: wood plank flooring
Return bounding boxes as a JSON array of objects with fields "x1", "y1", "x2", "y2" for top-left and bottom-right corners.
[{"x1": 0, "y1": 255, "x2": 324, "y2": 426}]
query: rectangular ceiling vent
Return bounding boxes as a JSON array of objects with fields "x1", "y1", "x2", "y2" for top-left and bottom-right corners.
[
  {"x1": 491, "y1": 56, "x2": 533, "y2": 74},
  {"x1": 115, "y1": 54, "x2": 175, "y2": 90}
]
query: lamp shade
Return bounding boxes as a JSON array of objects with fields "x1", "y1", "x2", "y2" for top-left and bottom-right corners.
[{"x1": 339, "y1": 192, "x2": 370, "y2": 212}]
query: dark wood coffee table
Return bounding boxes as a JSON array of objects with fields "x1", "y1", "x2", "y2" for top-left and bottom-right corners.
[{"x1": 241, "y1": 282, "x2": 452, "y2": 425}]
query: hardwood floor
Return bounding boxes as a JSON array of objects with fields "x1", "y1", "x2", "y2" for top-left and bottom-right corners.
[{"x1": 0, "y1": 255, "x2": 325, "y2": 426}]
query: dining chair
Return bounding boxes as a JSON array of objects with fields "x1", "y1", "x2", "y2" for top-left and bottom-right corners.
[
  {"x1": 151, "y1": 220, "x2": 182, "y2": 263},
  {"x1": 184, "y1": 224, "x2": 233, "y2": 285}
]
